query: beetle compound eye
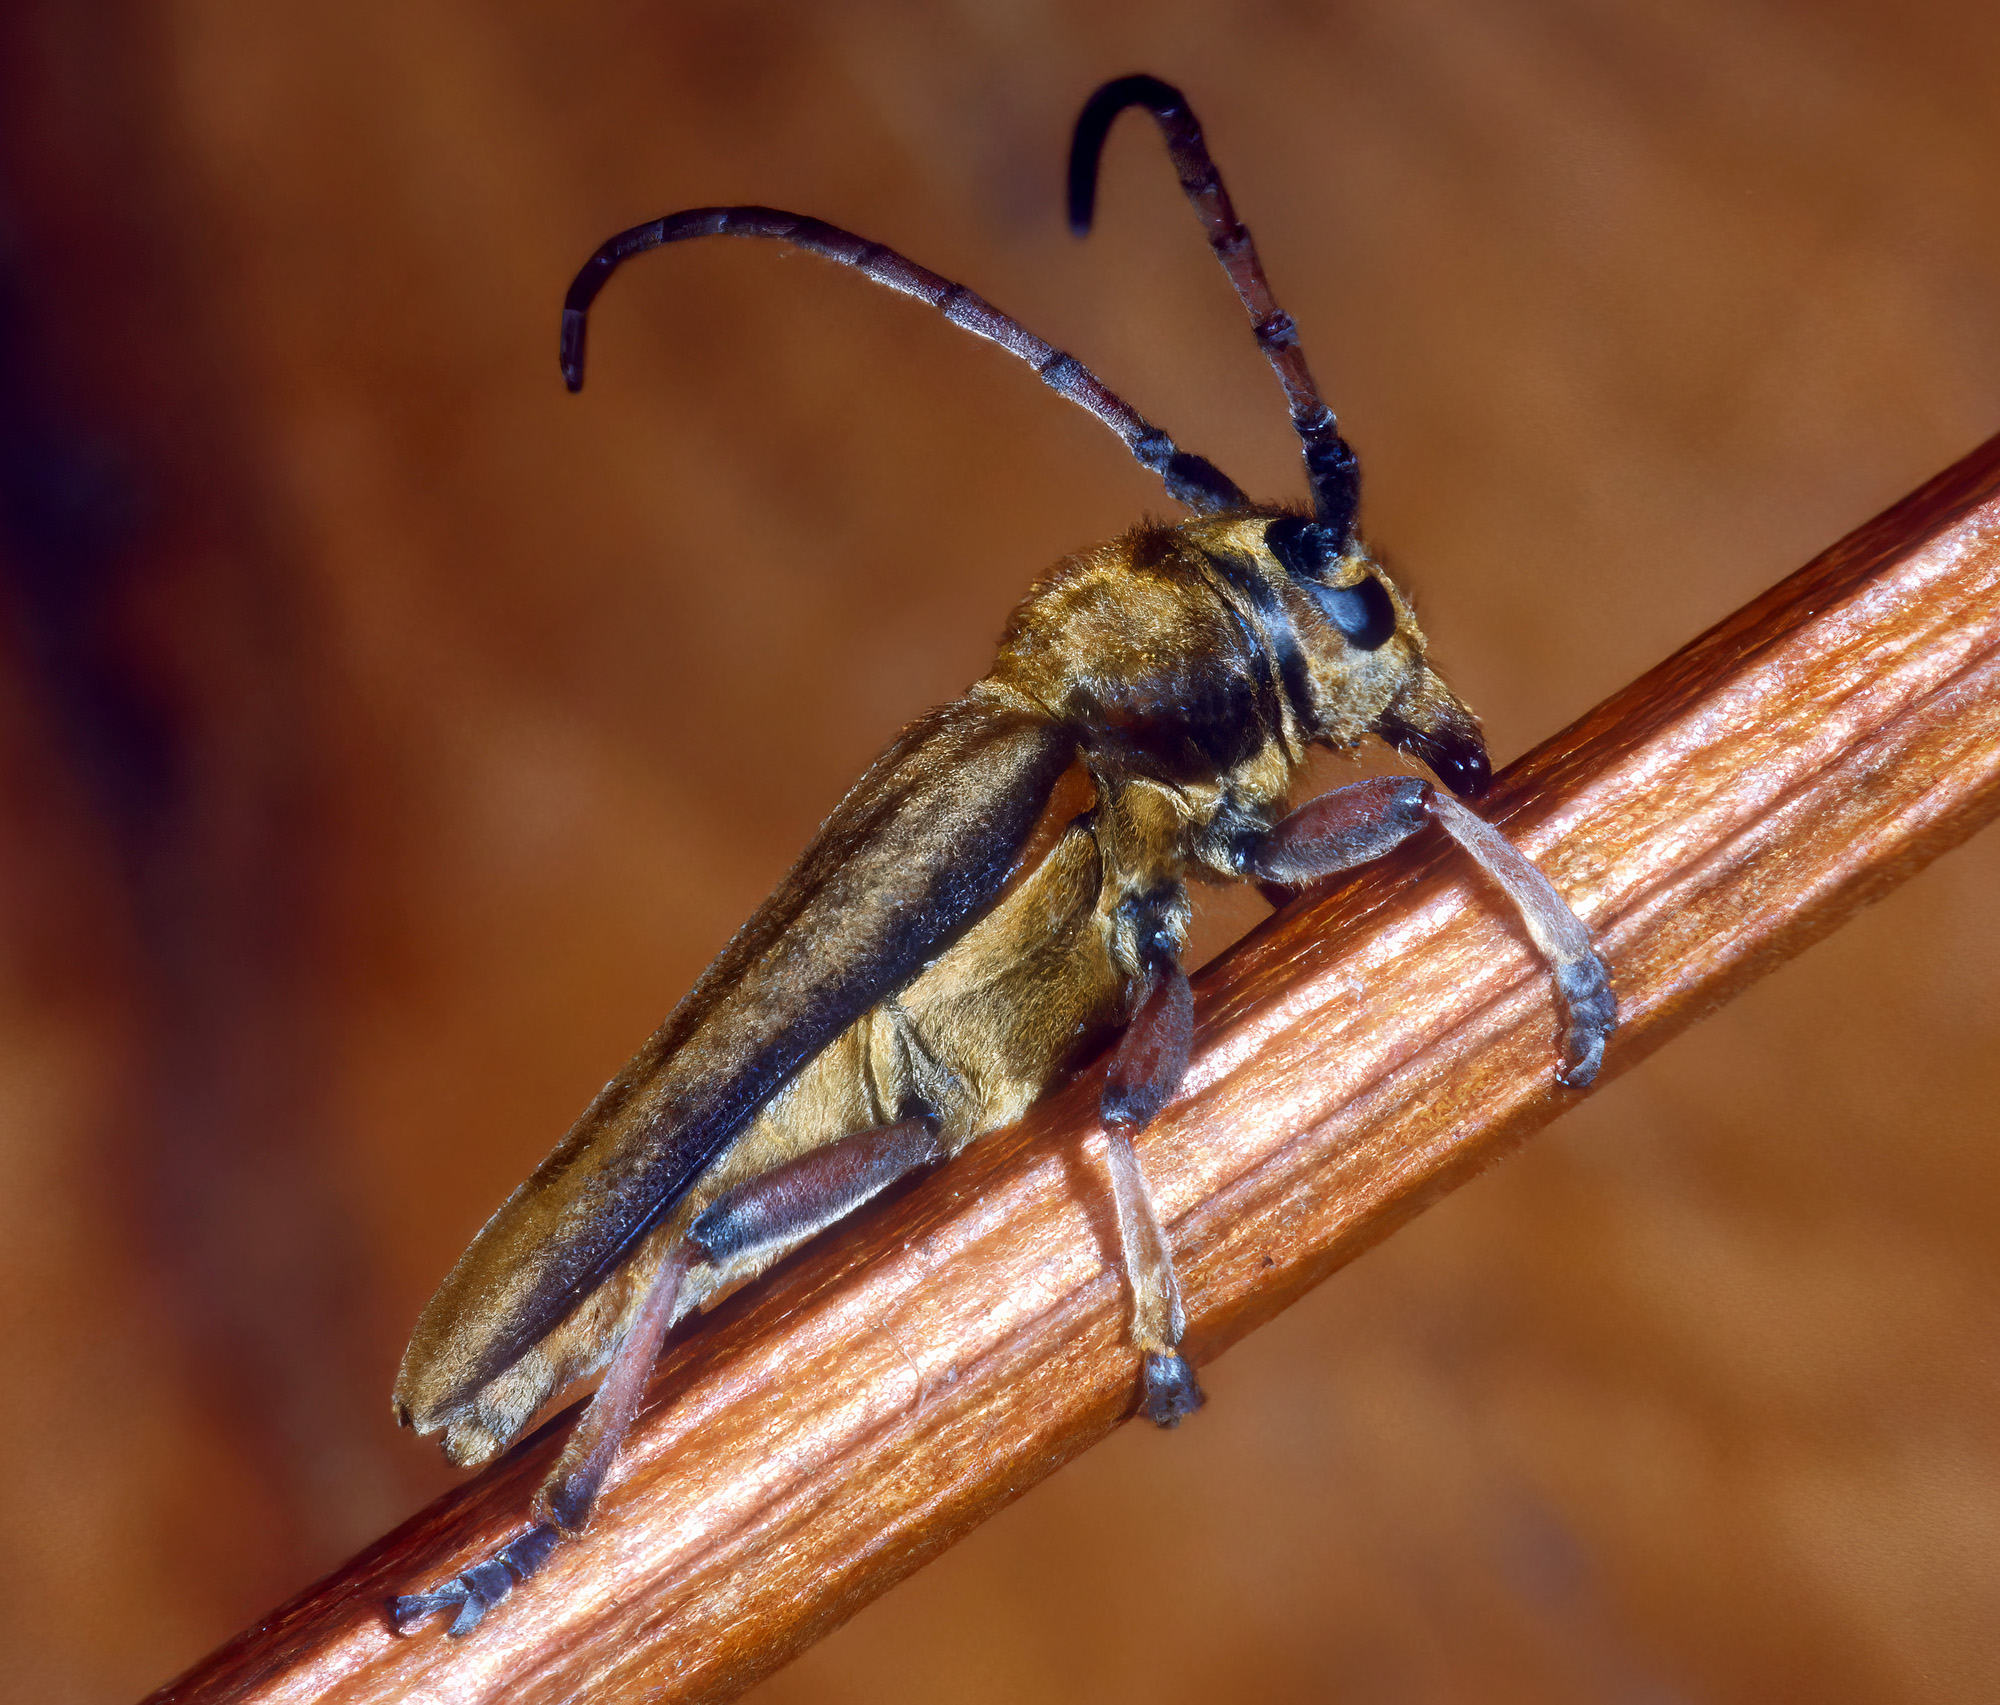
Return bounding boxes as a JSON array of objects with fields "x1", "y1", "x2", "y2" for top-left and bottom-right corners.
[
  {"x1": 1264, "y1": 517, "x2": 1397, "y2": 650},
  {"x1": 1310, "y1": 576, "x2": 1396, "y2": 649}
]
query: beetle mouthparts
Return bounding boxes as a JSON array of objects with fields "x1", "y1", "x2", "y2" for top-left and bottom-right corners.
[{"x1": 1378, "y1": 702, "x2": 1492, "y2": 799}]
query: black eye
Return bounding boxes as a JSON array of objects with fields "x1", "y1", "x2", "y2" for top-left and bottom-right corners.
[
  {"x1": 1309, "y1": 576, "x2": 1396, "y2": 649},
  {"x1": 1264, "y1": 516, "x2": 1397, "y2": 650}
]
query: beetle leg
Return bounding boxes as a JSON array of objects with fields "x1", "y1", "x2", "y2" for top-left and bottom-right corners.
[
  {"x1": 688, "y1": 1114, "x2": 947, "y2": 1266},
  {"x1": 1424, "y1": 789, "x2": 1615, "y2": 1087},
  {"x1": 391, "y1": 1117, "x2": 950, "y2": 1638},
  {"x1": 1100, "y1": 943, "x2": 1205, "y2": 1427},
  {"x1": 1101, "y1": 942, "x2": 1193, "y2": 1132},
  {"x1": 390, "y1": 1247, "x2": 692, "y2": 1637},
  {"x1": 1239, "y1": 774, "x2": 1435, "y2": 887},
  {"x1": 532, "y1": 1245, "x2": 695, "y2": 1534},
  {"x1": 1244, "y1": 776, "x2": 1614, "y2": 1087},
  {"x1": 388, "y1": 1523, "x2": 563, "y2": 1638}
]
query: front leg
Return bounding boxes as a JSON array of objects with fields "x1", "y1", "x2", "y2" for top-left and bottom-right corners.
[{"x1": 1241, "y1": 776, "x2": 1615, "y2": 1086}]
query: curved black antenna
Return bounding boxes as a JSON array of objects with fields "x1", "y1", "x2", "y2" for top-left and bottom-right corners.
[
  {"x1": 561, "y1": 205, "x2": 1246, "y2": 516},
  {"x1": 1069, "y1": 75, "x2": 1360, "y2": 554}
]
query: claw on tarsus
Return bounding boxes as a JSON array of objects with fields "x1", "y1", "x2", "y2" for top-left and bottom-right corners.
[
  {"x1": 1140, "y1": 1352, "x2": 1206, "y2": 1428},
  {"x1": 390, "y1": 1523, "x2": 563, "y2": 1637}
]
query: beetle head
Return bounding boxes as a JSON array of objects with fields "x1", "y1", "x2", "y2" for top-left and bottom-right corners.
[{"x1": 1255, "y1": 514, "x2": 1491, "y2": 797}]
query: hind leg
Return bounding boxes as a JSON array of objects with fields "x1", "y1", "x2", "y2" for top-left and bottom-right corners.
[
  {"x1": 390, "y1": 1244, "x2": 693, "y2": 1637},
  {"x1": 390, "y1": 1116, "x2": 951, "y2": 1637}
]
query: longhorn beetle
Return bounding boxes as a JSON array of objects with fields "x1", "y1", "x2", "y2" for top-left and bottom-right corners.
[{"x1": 390, "y1": 74, "x2": 1616, "y2": 1637}]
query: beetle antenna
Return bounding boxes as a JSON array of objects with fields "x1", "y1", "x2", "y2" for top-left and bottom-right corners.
[
  {"x1": 1069, "y1": 74, "x2": 1360, "y2": 551},
  {"x1": 561, "y1": 205, "x2": 1247, "y2": 516}
]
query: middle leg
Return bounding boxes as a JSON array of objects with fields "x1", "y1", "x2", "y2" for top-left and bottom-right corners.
[{"x1": 1100, "y1": 928, "x2": 1204, "y2": 1426}]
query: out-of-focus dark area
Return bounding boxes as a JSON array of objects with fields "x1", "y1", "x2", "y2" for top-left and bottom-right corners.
[{"x1": 3, "y1": 2, "x2": 1999, "y2": 1700}]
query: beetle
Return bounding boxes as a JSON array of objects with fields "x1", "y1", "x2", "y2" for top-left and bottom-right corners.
[{"x1": 389, "y1": 74, "x2": 1615, "y2": 1637}]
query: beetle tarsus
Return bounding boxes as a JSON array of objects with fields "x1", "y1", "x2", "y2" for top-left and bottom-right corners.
[
  {"x1": 390, "y1": 1522, "x2": 562, "y2": 1637},
  {"x1": 1554, "y1": 952, "x2": 1616, "y2": 1088},
  {"x1": 1140, "y1": 1352, "x2": 1206, "y2": 1427}
]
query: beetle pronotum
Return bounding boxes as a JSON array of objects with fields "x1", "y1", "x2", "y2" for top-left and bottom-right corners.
[{"x1": 389, "y1": 73, "x2": 1614, "y2": 1637}]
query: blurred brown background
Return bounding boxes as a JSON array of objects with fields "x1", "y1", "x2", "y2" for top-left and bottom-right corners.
[{"x1": 3, "y1": 2, "x2": 1998, "y2": 1701}]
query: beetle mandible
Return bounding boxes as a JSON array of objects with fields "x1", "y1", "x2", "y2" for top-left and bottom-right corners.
[{"x1": 389, "y1": 73, "x2": 1616, "y2": 1637}]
